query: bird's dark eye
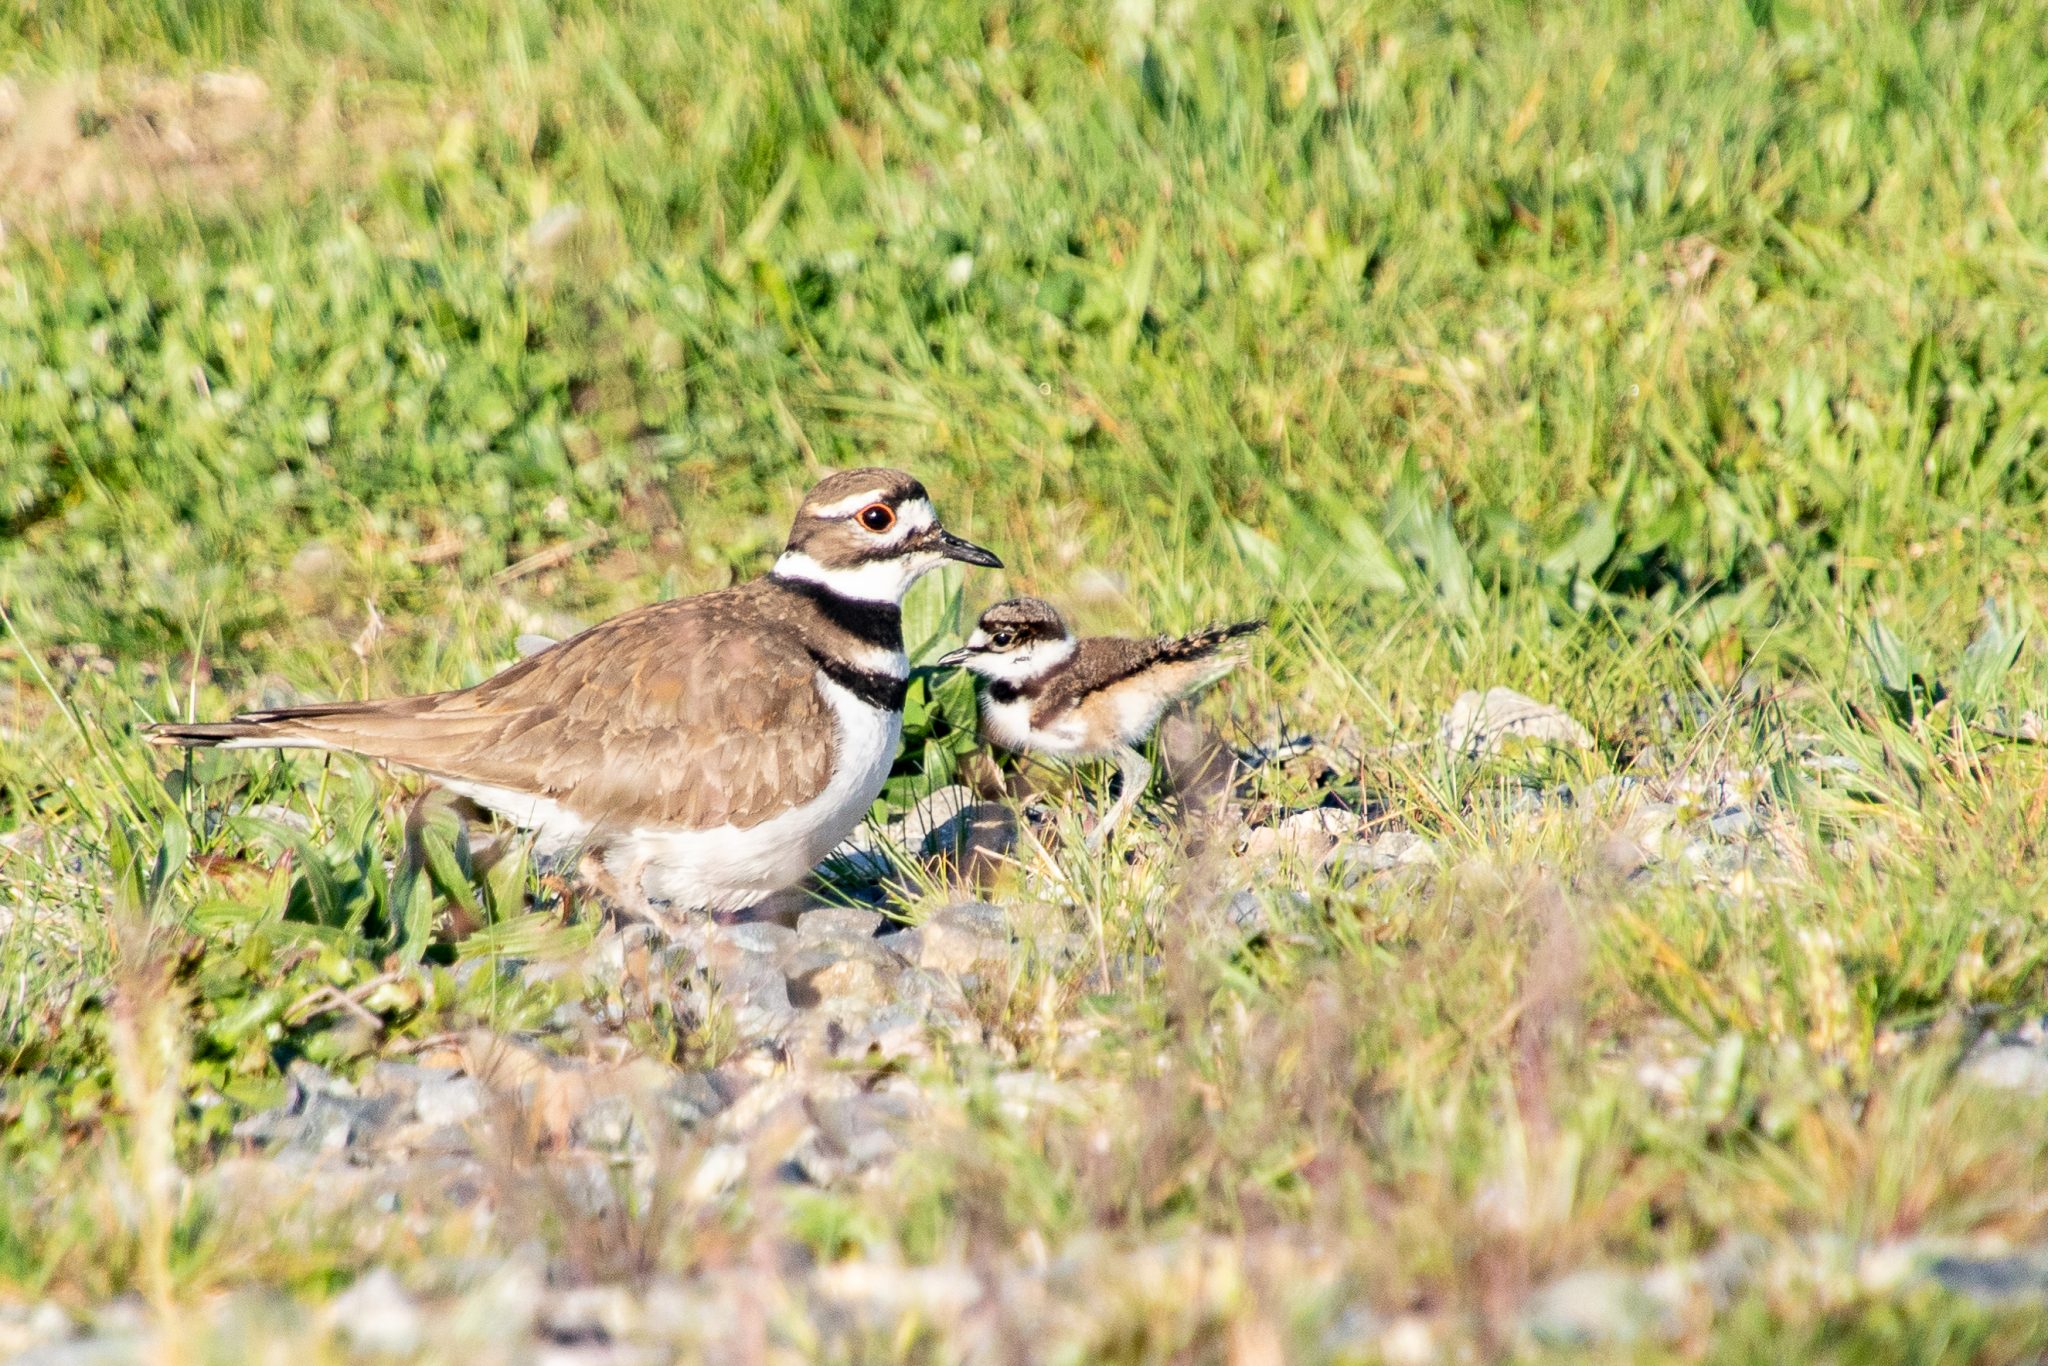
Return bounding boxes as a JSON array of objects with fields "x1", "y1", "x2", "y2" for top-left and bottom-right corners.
[
  {"x1": 990, "y1": 631, "x2": 1014, "y2": 649},
  {"x1": 858, "y1": 503, "x2": 896, "y2": 533}
]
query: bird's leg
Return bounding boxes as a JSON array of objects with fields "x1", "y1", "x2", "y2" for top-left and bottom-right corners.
[
  {"x1": 576, "y1": 847, "x2": 662, "y2": 928},
  {"x1": 1087, "y1": 745, "x2": 1152, "y2": 851}
]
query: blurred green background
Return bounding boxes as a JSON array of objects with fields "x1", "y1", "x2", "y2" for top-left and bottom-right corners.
[{"x1": 6, "y1": 0, "x2": 2045, "y2": 732}]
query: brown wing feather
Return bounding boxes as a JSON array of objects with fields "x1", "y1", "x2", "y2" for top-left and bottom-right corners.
[
  {"x1": 151, "y1": 584, "x2": 839, "y2": 832},
  {"x1": 1028, "y1": 621, "x2": 1261, "y2": 729}
]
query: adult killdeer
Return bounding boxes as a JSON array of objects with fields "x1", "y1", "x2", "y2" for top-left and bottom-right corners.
[
  {"x1": 149, "y1": 469, "x2": 1002, "y2": 920},
  {"x1": 938, "y1": 598, "x2": 1260, "y2": 844}
]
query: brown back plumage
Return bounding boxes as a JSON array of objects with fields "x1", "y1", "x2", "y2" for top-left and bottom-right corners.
[{"x1": 149, "y1": 575, "x2": 886, "y2": 832}]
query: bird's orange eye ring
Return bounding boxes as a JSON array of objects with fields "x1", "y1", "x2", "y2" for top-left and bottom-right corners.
[
  {"x1": 858, "y1": 503, "x2": 896, "y2": 533},
  {"x1": 990, "y1": 631, "x2": 1015, "y2": 649}
]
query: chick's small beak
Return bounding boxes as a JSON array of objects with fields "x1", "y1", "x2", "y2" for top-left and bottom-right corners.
[
  {"x1": 932, "y1": 528, "x2": 1003, "y2": 568},
  {"x1": 937, "y1": 645, "x2": 976, "y2": 668}
]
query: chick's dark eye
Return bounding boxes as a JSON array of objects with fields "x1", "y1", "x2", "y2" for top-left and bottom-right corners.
[
  {"x1": 990, "y1": 631, "x2": 1014, "y2": 649},
  {"x1": 858, "y1": 503, "x2": 895, "y2": 532}
]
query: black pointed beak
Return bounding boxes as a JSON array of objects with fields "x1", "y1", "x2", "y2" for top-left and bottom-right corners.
[
  {"x1": 937, "y1": 645, "x2": 975, "y2": 667},
  {"x1": 934, "y1": 529, "x2": 1002, "y2": 568}
]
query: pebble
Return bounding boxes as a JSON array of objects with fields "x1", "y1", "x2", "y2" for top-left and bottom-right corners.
[
  {"x1": 799, "y1": 905, "x2": 886, "y2": 940},
  {"x1": 414, "y1": 1073, "x2": 485, "y2": 1128},
  {"x1": 717, "y1": 921, "x2": 798, "y2": 956},
  {"x1": 701, "y1": 953, "x2": 797, "y2": 1042},
  {"x1": 1327, "y1": 830, "x2": 1436, "y2": 884},
  {"x1": 1926, "y1": 1248, "x2": 2048, "y2": 1303},
  {"x1": 330, "y1": 1268, "x2": 423, "y2": 1357},
  {"x1": 1441, "y1": 687, "x2": 1595, "y2": 758},
  {"x1": 1521, "y1": 1267, "x2": 1674, "y2": 1347},
  {"x1": 900, "y1": 902, "x2": 1010, "y2": 974},
  {"x1": 781, "y1": 938, "x2": 911, "y2": 1011},
  {"x1": 1963, "y1": 1043, "x2": 2048, "y2": 1095},
  {"x1": 570, "y1": 1093, "x2": 644, "y2": 1151}
]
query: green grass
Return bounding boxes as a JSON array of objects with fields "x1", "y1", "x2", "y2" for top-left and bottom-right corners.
[{"x1": 6, "y1": 0, "x2": 2048, "y2": 1357}]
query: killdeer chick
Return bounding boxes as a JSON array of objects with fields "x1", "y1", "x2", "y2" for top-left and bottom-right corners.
[
  {"x1": 938, "y1": 598, "x2": 1260, "y2": 845},
  {"x1": 149, "y1": 469, "x2": 1002, "y2": 924}
]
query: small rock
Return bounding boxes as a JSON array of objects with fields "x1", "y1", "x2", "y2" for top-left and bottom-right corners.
[
  {"x1": 1327, "y1": 831, "x2": 1437, "y2": 885},
  {"x1": 1708, "y1": 808, "x2": 1753, "y2": 839},
  {"x1": 1378, "y1": 1315, "x2": 1438, "y2": 1366},
  {"x1": 799, "y1": 906, "x2": 885, "y2": 941},
  {"x1": 1224, "y1": 890, "x2": 1270, "y2": 935},
  {"x1": 1442, "y1": 687, "x2": 1594, "y2": 758},
  {"x1": 834, "y1": 1004, "x2": 935, "y2": 1062},
  {"x1": 0, "y1": 1302, "x2": 72, "y2": 1356},
  {"x1": 1220, "y1": 889, "x2": 1311, "y2": 938},
  {"x1": 906, "y1": 903, "x2": 1011, "y2": 975},
  {"x1": 704, "y1": 954, "x2": 797, "y2": 1042},
  {"x1": 1522, "y1": 1267, "x2": 1673, "y2": 1347},
  {"x1": 782, "y1": 939, "x2": 911, "y2": 1010},
  {"x1": 413, "y1": 1072, "x2": 484, "y2": 1128},
  {"x1": 329, "y1": 1268, "x2": 422, "y2": 1357},
  {"x1": 539, "y1": 1283, "x2": 638, "y2": 1346},
  {"x1": 813, "y1": 1260, "x2": 982, "y2": 1321},
  {"x1": 662, "y1": 1072, "x2": 733, "y2": 1128},
  {"x1": 717, "y1": 921, "x2": 798, "y2": 956},
  {"x1": 1964, "y1": 1044, "x2": 2048, "y2": 1095},
  {"x1": 196, "y1": 69, "x2": 269, "y2": 104},
  {"x1": 687, "y1": 1144, "x2": 749, "y2": 1203},
  {"x1": 571, "y1": 1093, "x2": 644, "y2": 1151},
  {"x1": 1927, "y1": 1249, "x2": 2048, "y2": 1303}
]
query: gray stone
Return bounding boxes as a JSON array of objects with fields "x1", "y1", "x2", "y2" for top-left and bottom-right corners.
[
  {"x1": 1927, "y1": 1249, "x2": 2048, "y2": 1303},
  {"x1": 571, "y1": 1093, "x2": 643, "y2": 1151},
  {"x1": 1319, "y1": 1304, "x2": 1386, "y2": 1358},
  {"x1": 906, "y1": 902, "x2": 1011, "y2": 974},
  {"x1": 663, "y1": 1072, "x2": 733, "y2": 1128},
  {"x1": 235, "y1": 1062, "x2": 399, "y2": 1157},
  {"x1": 711, "y1": 955, "x2": 796, "y2": 1041},
  {"x1": 1442, "y1": 687, "x2": 1594, "y2": 758},
  {"x1": 791, "y1": 1094, "x2": 908, "y2": 1182},
  {"x1": 834, "y1": 1004, "x2": 935, "y2": 1062},
  {"x1": 1328, "y1": 831, "x2": 1437, "y2": 885},
  {"x1": 412, "y1": 1073, "x2": 484, "y2": 1128},
  {"x1": 1221, "y1": 889, "x2": 1311, "y2": 937},
  {"x1": 539, "y1": 1283, "x2": 638, "y2": 1346},
  {"x1": 1964, "y1": 1044, "x2": 2048, "y2": 1095},
  {"x1": 782, "y1": 938, "x2": 912, "y2": 1010},
  {"x1": 0, "y1": 1302, "x2": 73, "y2": 1358},
  {"x1": 799, "y1": 906, "x2": 886, "y2": 941},
  {"x1": 330, "y1": 1267, "x2": 423, "y2": 1356},
  {"x1": 717, "y1": 921, "x2": 798, "y2": 956},
  {"x1": 883, "y1": 968, "x2": 976, "y2": 1033},
  {"x1": 1225, "y1": 890, "x2": 1270, "y2": 935},
  {"x1": 1522, "y1": 1267, "x2": 1674, "y2": 1347},
  {"x1": 1708, "y1": 808, "x2": 1754, "y2": 839}
]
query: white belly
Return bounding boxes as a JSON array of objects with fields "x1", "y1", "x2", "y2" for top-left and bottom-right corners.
[
  {"x1": 618, "y1": 678, "x2": 902, "y2": 912},
  {"x1": 982, "y1": 694, "x2": 1099, "y2": 758}
]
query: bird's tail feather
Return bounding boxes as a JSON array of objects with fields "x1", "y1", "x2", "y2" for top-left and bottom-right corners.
[
  {"x1": 1158, "y1": 619, "x2": 1264, "y2": 662},
  {"x1": 145, "y1": 697, "x2": 476, "y2": 756}
]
